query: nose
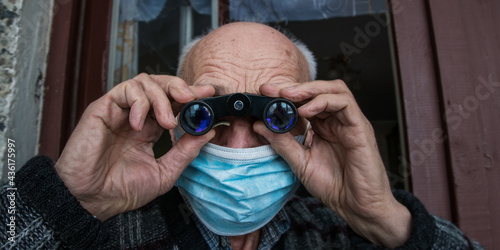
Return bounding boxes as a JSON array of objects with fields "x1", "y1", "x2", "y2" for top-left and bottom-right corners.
[{"x1": 210, "y1": 116, "x2": 267, "y2": 148}]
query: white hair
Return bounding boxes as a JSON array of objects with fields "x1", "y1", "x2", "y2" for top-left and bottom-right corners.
[
  {"x1": 176, "y1": 36, "x2": 203, "y2": 77},
  {"x1": 176, "y1": 26, "x2": 317, "y2": 81},
  {"x1": 290, "y1": 38, "x2": 317, "y2": 81}
]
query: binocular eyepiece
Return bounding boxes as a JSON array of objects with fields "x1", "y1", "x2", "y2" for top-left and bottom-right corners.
[{"x1": 179, "y1": 93, "x2": 298, "y2": 135}]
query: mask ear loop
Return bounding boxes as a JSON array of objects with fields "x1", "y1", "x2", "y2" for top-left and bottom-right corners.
[{"x1": 213, "y1": 120, "x2": 231, "y2": 128}]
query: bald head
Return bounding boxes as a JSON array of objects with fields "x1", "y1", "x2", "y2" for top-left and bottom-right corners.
[
  {"x1": 175, "y1": 22, "x2": 315, "y2": 148},
  {"x1": 178, "y1": 22, "x2": 315, "y2": 93}
]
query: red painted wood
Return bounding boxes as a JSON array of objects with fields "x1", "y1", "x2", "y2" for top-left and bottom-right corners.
[
  {"x1": 40, "y1": 0, "x2": 113, "y2": 161},
  {"x1": 76, "y1": 0, "x2": 112, "y2": 119},
  {"x1": 389, "y1": 0, "x2": 452, "y2": 220},
  {"x1": 428, "y1": 0, "x2": 500, "y2": 248},
  {"x1": 40, "y1": 1, "x2": 83, "y2": 161}
]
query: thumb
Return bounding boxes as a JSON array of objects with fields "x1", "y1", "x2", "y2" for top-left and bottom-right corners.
[
  {"x1": 157, "y1": 129, "x2": 215, "y2": 193},
  {"x1": 253, "y1": 121, "x2": 308, "y2": 179}
]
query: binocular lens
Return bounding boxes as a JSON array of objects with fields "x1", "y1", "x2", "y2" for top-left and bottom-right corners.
[
  {"x1": 265, "y1": 101, "x2": 296, "y2": 131},
  {"x1": 182, "y1": 103, "x2": 212, "y2": 133}
]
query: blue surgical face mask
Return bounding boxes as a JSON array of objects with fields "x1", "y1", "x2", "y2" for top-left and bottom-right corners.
[{"x1": 173, "y1": 126, "x2": 306, "y2": 236}]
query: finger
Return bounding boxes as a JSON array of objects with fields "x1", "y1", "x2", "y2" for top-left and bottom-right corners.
[
  {"x1": 134, "y1": 74, "x2": 177, "y2": 129},
  {"x1": 259, "y1": 82, "x2": 301, "y2": 97},
  {"x1": 109, "y1": 80, "x2": 150, "y2": 131},
  {"x1": 189, "y1": 85, "x2": 216, "y2": 99},
  {"x1": 156, "y1": 129, "x2": 216, "y2": 193},
  {"x1": 253, "y1": 121, "x2": 308, "y2": 178},
  {"x1": 279, "y1": 80, "x2": 352, "y2": 103},
  {"x1": 298, "y1": 93, "x2": 364, "y2": 126},
  {"x1": 149, "y1": 75, "x2": 196, "y2": 104},
  {"x1": 171, "y1": 85, "x2": 216, "y2": 115}
]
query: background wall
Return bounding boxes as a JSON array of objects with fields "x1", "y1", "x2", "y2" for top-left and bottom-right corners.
[
  {"x1": 0, "y1": 0, "x2": 54, "y2": 181},
  {"x1": 392, "y1": 0, "x2": 500, "y2": 248}
]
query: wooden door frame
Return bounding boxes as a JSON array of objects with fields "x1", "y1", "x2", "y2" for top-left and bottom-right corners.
[
  {"x1": 40, "y1": 0, "x2": 112, "y2": 161},
  {"x1": 427, "y1": 1, "x2": 499, "y2": 247},
  {"x1": 388, "y1": 0, "x2": 453, "y2": 221},
  {"x1": 390, "y1": 0, "x2": 499, "y2": 247}
]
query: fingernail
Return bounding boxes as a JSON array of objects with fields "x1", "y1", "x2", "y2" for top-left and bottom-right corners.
[{"x1": 138, "y1": 118, "x2": 145, "y2": 131}]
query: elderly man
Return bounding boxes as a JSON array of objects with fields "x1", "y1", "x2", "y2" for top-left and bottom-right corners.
[{"x1": 1, "y1": 22, "x2": 481, "y2": 249}]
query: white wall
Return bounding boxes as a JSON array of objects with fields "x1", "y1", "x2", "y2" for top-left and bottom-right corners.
[{"x1": 0, "y1": 0, "x2": 54, "y2": 181}]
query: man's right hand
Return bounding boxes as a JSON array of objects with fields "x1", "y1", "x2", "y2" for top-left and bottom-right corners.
[{"x1": 54, "y1": 73, "x2": 215, "y2": 221}]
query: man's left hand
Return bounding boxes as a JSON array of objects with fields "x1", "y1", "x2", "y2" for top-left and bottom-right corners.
[{"x1": 254, "y1": 80, "x2": 412, "y2": 248}]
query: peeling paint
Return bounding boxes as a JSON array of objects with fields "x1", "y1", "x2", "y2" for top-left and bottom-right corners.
[
  {"x1": 0, "y1": 0, "x2": 54, "y2": 180},
  {"x1": 0, "y1": 3, "x2": 19, "y2": 21}
]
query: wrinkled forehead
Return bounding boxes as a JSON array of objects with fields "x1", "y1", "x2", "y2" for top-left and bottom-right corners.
[{"x1": 182, "y1": 23, "x2": 309, "y2": 94}]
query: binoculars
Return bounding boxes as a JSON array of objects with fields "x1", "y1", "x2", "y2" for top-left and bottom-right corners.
[{"x1": 179, "y1": 93, "x2": 298, "y2": 135}]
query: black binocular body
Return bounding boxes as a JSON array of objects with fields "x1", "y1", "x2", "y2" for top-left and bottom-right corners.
[{"x1": 179, "y1": 93, "x2": 298, "y2": 135}]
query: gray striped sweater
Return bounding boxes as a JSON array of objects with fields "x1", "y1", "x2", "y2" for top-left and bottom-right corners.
[{"x1": 0, "y1": 156, "x2": 484, "y2": 249}]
